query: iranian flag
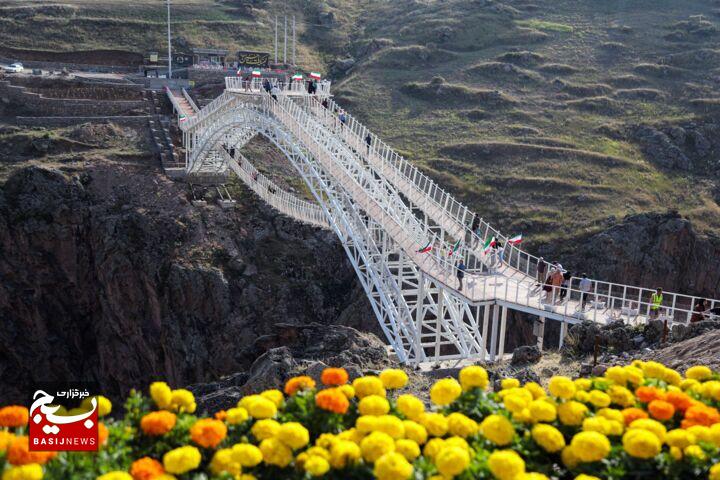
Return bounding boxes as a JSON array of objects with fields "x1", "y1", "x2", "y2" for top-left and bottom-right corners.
[
  {"x1": 309, "y1": 72, "x2": 322, "y2": 80},
  {"x1": 417, "y1": 240, "x2": 432, "y2": 254},
  {"x1": 251, "y1": 69, "x2": 262, "y2": 78},
  {"x1": 447, "y1": 239, "x2": 461, "y2": 257},
  {"x1": 508, "y1": 234, "x2": 523, "y2": 245},
  {"x1": 292, "y1": 73, "x2": 303, "y2": 81},
  {"x1": 179, "y1": 113, "x2": 187, "y2": 123},
  {"x1": 482, "y1": 236, "x2": 496, "y2": 254}
]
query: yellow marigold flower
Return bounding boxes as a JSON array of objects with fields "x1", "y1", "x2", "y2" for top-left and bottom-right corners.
[
  {"x1": 260, "y1": 389, "x2": 284, "y2": 407},
  {"x1": 597, "y1": 408, "x2": 623, "y2": 422},
  {"x1": 561, "y1": 446, "x2": 579, "y2": 469},
  {"x1": 686, "y1": 365, "x2": 713, "y2": 381},
  {"x1": 582, "y1": 416, "x2": 611, "y2": 435},
  {"x1": 163, "y1": 446, "x2": 202, "y2": 475},
  {"x1": 531, "y1": 423, "x2": 565, "y2": 453},
  {"x1": 374, "y1": 415, "x2": 405, "y2": 439},
  {"x1": 320, "y1": 433, "x2": 341, "y2": 448},
  {"x1": 670, "y1": 446, "x2": 682, "y2": 461},
  {"x1": 710, "y1": 424, "x2": 720, "y2": 447},
  {"x1": 549, "y1": 376, "x2": 576, "y2": 399},
  {"x1": 190, "y1": 418, "x2": 227, "y2": 449},
  {"x1": 226, "y1": 407, "x2": 249, "y2": 425},
  {"x1": 501, "y1": 378, "x2": 520, "y2": 389},
  {"x1": 277, "y1": 422, "x2": 309, "y2": 450},
  {"x1": 396, "y1": 394, "x2": 424, "y2": 420},
  {"x1": 246, "y1": 396, "x2": 277, "y2": 419},
  {"x1": 524, "y1": 382, "x2": 546, "y2": 399},
  {"x1": 379, "y1": 369, "x2": 408, "y2": 389},
  {"x1": 608, "y1": 385, "x2": 635, "y2": 408},
  {"x1": 284, "y1": 376, "x2": 316, "y2": 396},
  {"x1": 575, "y1": 391, "x2": 590, "y2": 403},
  {"x1": 529, "y1": 399, "x2": 556, "y2": 423},
  {"x1": 0, "y1": 431, "x2": 15, "y2": 452},
  {"x1": 607, "y1": 420, "x2": 625, "y2": 436},
  {"x1": 96, "y1": 472, "x2": 132, "y2": 480},
  {"x1": 436, "y1": 446, "x2": 470, "y2": 477},
  {"x1": 558, "y1": 401, "x2": 588, "y2": 426},
  {"x1": 588, "y1": 390, "x2": 611, "y2": 408},
  {"x1": 210, "y1": 448, "x2": 241, "y2": 476},
  {"x1": 684, "y1": 445, "x2": 706, "y2": 460},
  {"x1": 504, "y1": 394, "x2": 530, "y2": 414},
  {"x1": 447, "y1": 412, "x2": 478, "y2": 438},
  {"x1": 663, "y1": 368, "x2": 683, "y2": 386},
  {"x1": 710, "y1": 463, "x2": 720, "y2": 480},
  {"x1": 430, "y1": 378, "x2": 462, "y2": 406},
  {"x1": 574, "y1": 378, "x2": 593, "y2": 391},
  {"x1": 303, "y1": 446, "x2": 331, "y2": 461},
  {"x1": 687, "y1": 425, "x2": 711, "y2": 443},
  {"x1": 575, "y1": 475, "x2": 602, "y2": 480},
  {"x1": 330, "y1": 440, "x2": 361, "y2": 468},
  {"x1": 479, "y1": 414, "x2": 515, "y2": 446},
  {"x1": 260, "y1": 437, "x2": 292, "y2": 467},
  {"x1": 352, "y1": 376, "x2": 386, "y2": 399},
  {"x1": 570, "y1": 431, "x2": 610, "y2": 463},
  {"x1": 422, "y1": 438, "x2": 446, "y2": 461},
  {"x1": 140, "y1": 411, "x2": 177, "y2": 436},
  {"x1": 623, "y1": 429, "x2": 661, "y2": 459},
  {"x1": 339, "y1": 385, "x2": 355, "y2": 399},
  {"x1": 523, "y1": 474, "x2": 549, "y2": 480},
  {"x1": 459, "y1": 365, "x2": 489, "y2": 391},
  {"x1": 361, "y1": 431, "x2": 395, "y2": 463},
  {"x1": 356, "y1": 415, "x2": 377, "y2": 433},
  {"x1": 150, "y1": 382, "x2": 173, "y2": 409},
  {"x1": 641, "y1": 361, "x2": 665, "y2": 379},
  {"x1": 304, "y1": 456, "x2": 330, "y2": 477},
  {"x1": 81, "y1": 396, "x2": 112, "y2": 417},
  {"x1": 239, "y1": 475, "x2": 257, "y2": 480},
  {"x1": 604, "y1": 366, "x2": 627, "y2": 386},
  {"x1": 666, "y1": 429, "x2": 696, "y2": 449},
  {"x1": 170, "y1": 389, "x2": 196, "y2": 414},
  {"x1": 358, "y1": 395, "x2": 390, "y2": 416},
  {"x1": 403, "y1": 420, "x2": 427, "y2": 445},
  {"x1": 420, "y1": 413, "x2": 449, "y2": 437},
  {"x1": 373, "y1": 452, "x2": 413, "y2": 480},
  {"x1": 2, "y1": 464, "x2": 43, "y2": 480},
  {"x1": 444, "y1": 436, "x2": 470, "y2": 451},
  {"x1": 232, "y1": 443, "x2": 263, "y2": 467},
  {"x1": 488, "y1": 450, "x2": 525, "y2": 480},
  {"x1": 251, "y1": 419, "x2": 281, "y2": 440},
  {"x1": 681, "y1": 378, "x2": 700, "y2": 391},
  {"x1": 628, "y1": 418, "x2": 666, "y2": 443},
  {"x1": 512, "y1": 408, "x2": 532, "y2": 424},
  {"x1": 394, "y1": 439, "x2": 420, "y2": 461}
]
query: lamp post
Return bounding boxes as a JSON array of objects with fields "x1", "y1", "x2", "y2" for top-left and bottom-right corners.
[{"x1": 167, "y1": 0, "x2": 172, "y2": 79}]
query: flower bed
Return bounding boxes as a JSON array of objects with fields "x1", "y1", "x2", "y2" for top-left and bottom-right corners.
[{"x1": 1, "y1": 361, "x2": 720, "y2": 479}]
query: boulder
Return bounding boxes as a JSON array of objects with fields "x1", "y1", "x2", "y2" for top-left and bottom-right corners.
[{"x1": 511, "y1": 345, "x2": 542, "y2": 365}]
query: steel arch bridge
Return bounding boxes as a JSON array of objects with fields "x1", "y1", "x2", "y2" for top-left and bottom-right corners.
[{"x1": 166, "y1": 80, "x2": 720, "y2": 365}]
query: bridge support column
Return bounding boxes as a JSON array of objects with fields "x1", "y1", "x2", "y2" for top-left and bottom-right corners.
[
  {"x1": 497, "y1": 306, "x2": 508, "y2": 359},
  {"x1": 535, "y1": 317, "x2": 545, "y2": 351},
  {"x1": 489, "y1": 304, "x2": 499, "y2": 362},
  {"x1": 559, "y1": 320, "x2": 567, "y2": 350},
  {"x1": 481, "y1": 305, "x2": 490, "y2": 361}
]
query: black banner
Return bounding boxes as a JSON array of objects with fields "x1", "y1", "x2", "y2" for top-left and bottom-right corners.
[
  {"x1": 174, "y1": 54, "x2": 194, "y2": 67},
  {"x1": 237, "y1": 51, "x2": 270, "y2": 67}
]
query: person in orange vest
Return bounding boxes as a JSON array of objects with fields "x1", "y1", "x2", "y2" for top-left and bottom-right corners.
[{"x1": 649, "y1": 287, "x2": 663, "y2": 319}]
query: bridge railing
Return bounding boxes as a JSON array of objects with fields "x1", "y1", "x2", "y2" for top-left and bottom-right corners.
[
  {"x1": 182, "y1": 88, "x2": 200, "y2": 113},
  {"x1": 225, "y1": 77, "x2": 332, "y2": 97}
]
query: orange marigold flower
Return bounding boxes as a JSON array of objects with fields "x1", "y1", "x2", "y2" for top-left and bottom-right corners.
[
  {"x1": 315, "y1": 388, "x2": 350, "y2": 414},
  {"x1": 0, "y1": 406, "x2": 29, "y2": 428},
  {"x1": 98, "y1": 422, "x2": 109, "y2": 446},
  {"x1": 284, "y1": 376, "x2": 316, "y2": 396},
  {"x1": 648, "y1": 400, "x2": 675, "y2": 421},
  {"x1": 130, "y1": 456, "x2": 166, "y2": 480},
  {"x1": 7, "y1": 436, "x2": 56, "y2": 465},
  {"x1": 321, "y1": 368, "x2": 349, "y2": 386},
  {"x1": 622, "y1": 407, "x2": 649, "y2": 426},
  {"x1": 140, "y1": 411, "x2": 177, "y2": 436},
  {"x1": 666, "y1": 391, "x2": 694, "y2": 413},
  {"x1": 0, "y1": 431, "x2": 15, "y2": 452},
  {"x1": 214, "y1": 410, "x2": 227, "y2": 421},
  {"x1": 636, "y1": 386, "x2": 665, "y2": 404},
  {"x1": 190, "y1": 418, "x2": 228, "y2": 449},
  {"x1": 681, "y1": 405, "x2": 720, "y2": 428}
]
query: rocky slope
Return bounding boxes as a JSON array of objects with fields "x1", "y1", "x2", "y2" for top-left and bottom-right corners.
[{"x1": 0, "y1": 160, "x2": 376, "y2": 405}]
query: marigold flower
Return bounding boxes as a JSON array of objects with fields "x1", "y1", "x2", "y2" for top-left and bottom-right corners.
[
  {"x1": 374, "y1": 415, "x2": 405, "y2": 439},
  {"x1": 570, "y1": 431, "x2": 611, "y2": 463},
  {"x1": 339, "y1": 384, "x2": 355, "y2": 399},
  {"x1": 447, "y1": 412, "x2": 478, "y2": 438},
  {"x1": 558, "y1": 401, "x2": 588, "y2": 426},
  {"x1": 524, "y1": 382, "x2": 546, "y2": 399},
  {"x1": 684, "y1": 444, "x2": 705, "y2": 460},
  {"x1": 232, "y1": 443, "x2": 263, "y2": 467},
  {"x1": 422, "y1": 438, "x2": 445, "y2": 461},
  {"x1": 529, "y1": 399, "x2": 556, "y2": 423},
  {"x1": 394, "y1": 439, "x2": 420, "y2": 461},
  {"x1": 379, "y1": 369, "x2": 409, "y2": 389},
  {"x1": 96, "y1": 472, "x2": 132, "y2": 480},
  {"x1": 170, "y1": 389, "x2": 196, "y2": 414},
  {"x1": 531, "y1": 423, "x2": 565, "y2": 453},
  {"x1": 588, "y1": 390, "x2": 611, "y2": 408},
  {"x1": 130, "y1": 457, "x2": 165, "y2": 480},
  {"x1": 549, "y1": 376, "x2": 576, "y2": 399},
  {"x1": 635, "y1": 386, "x2": 665, "y2": 403},
  {"x1": 604, "y1": 366, "x2": 627, "y2": 386},
  {"x1": 459, "y1": 365, "x2": 489, "y2": 390},
  {"x1": 284, "y1": 376, "x2": 316, "y2": 396},
  {"x1": 373, "y1": 452, "x2": 413, "y2": 480},
  {"x1": 501, "y1": 378, "x2": 520, "y2": 390},
  {"x1": 98, "y1": 422, "x2": 109, "y2": 446},
  {"x1": 436, "y1": 445, "x2": 470, "y2": 477},
  {"x1": 140, "y1": 411, "x2": 177, "y2": 436},
  {"x1": 226, "y1": 407, "x2": 249, "y2": 425},
  {"x1": 687, "y1": 425, "x2": 712, "y2": 443},
  {"x1": 209, "y1": 448, "x2": 241, "y2": 476},
  {"x1": 358, "y1": 395, "x2": 390, "y2": 416},
  {"x1": 81, "y1": 396, "x2": 112, "y2": 417},
  {"x1": 665, "y1": 391, "x2": 694, "y2": 413},
  {"x1": 304, "y1": 455, "x2": 330, "y2": 477},
  {"x1": 163, "y1": 446, "x2": 202, "y2": 475},
  {"x1": 0, "y1": 431, "x2": 15, "y2": 452},
  {"x1": 361, "y1": 431, "x2": 395, "y2": 463},
  {"x1": 648, "y1": 399, "x2": 675, "y2": 421},
  {"x1": 0, "y1": 407, "x2": 28, "y2": 428},
  {"x1": 621, "y1": 407, "x2": 649, "y2": 426},
  {"x1": 190, "y1": 418, "x2": 227, "y2": 449},
  {"x1": 711, "y1": 464, "x2": 720, "y2": 480},
  {"x1": 488, "y1": 450, "x2": 525, "y2": 480},
  {"x1": 315, "y1": 388, "x2": 350, "y2": 414},
  {"x1": 403, "y1": 420, "x2": 427, "y2": 445},
  {"x1": 352, "y1": 376, "x2": 386, "y2": 399},
  {"x1": 430, "y1": 378, "x2": 462, "y2": 406},
  {"x1": 149, "y1": 382, "x2": 173, "y2": 409},
  {"x1": 666, "y1": 428, "x2": 696, "y2": 449},
  {"x1": 628, "y1": 418, "x2": 667, "y2": 442},
  {"x1": 561, "y1": 446, "x2": 579, "y2": 469},
  {"x1": 479, "y1": 414, "x2": 515, "y2": 446},
  {"x1": 6, "y1": 436, "x2": 56, "y2": 465},
  {"x1": 321, "y1": 368, "x2": 349, "y2": 386},
  {"x1": 260, "y1": 437, "x2": 293, "y2": 467},
  {"x1": 251, "y1": 419, "x2": 281, "y2": 440},
  {"x1": 622, "y1": 429, "x2": 661, "y2": 459},
  {"x1": 260, "y1": 389, "x2": 284, "y2": 407},
  {"x1": 246, "y1": 396, "x2": 277, "y2": 419},
  {"x1": 419, "y1": 412, "x2": 448, "y2": 437},
  {"x1": 2, "y1": 463, "x2": 43, "y2": 480},
  {"x1": 277, "y1": 422, "x2": 309, "y2": 450},
  {"x1": 330, "y1": 440, "x2": 361, "y2": 468},
  {"x1": 396, "y1": 394, "x2": 424, "y2": 420},
  {"x1": 681, "y1": 404, "x2": 720, "y2": 428}
]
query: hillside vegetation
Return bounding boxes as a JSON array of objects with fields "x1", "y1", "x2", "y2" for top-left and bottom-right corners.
[{"x1": 2, "y1": 0, "x2": 719, "y2": 245}]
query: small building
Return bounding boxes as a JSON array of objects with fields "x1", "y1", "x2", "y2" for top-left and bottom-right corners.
[{"x1": 192, "y1": 48, "x2": 229, "y2": 66}]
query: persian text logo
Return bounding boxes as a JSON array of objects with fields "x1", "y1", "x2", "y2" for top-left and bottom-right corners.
[{"x1": 28, "y1": 389, "x2": 98, "y2": 451}]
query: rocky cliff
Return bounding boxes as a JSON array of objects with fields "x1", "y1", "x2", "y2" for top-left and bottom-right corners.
[{"x1": 0, "y1": 162, "x2": 375, "y2": 404}]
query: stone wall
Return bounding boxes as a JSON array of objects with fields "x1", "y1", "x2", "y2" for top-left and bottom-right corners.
[
  {"x1": 0, "y1": 56, "x2": 139, "y2": 74},
  {"x1": 14, "y1": 115, "x2": 151, "y2": 128}
]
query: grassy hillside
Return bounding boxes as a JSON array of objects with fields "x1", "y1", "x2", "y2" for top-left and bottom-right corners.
[{"x1": 2, "y1": 0, "x2": 719, "y2": 246}]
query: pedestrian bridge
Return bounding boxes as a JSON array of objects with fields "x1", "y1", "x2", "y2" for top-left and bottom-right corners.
[{"x1": 167, "y1": 80, "x2": 719, "y2": 365}]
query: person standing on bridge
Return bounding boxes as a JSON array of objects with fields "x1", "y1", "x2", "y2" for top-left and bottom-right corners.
[
  {"x1": 691, "y1": 298, "x2": 708, "y2": 323},
  {"x1": 457, "y1": 259, "x2": 466, "y2": 292},
  {"x1": 579, "y1": 273, "x2": 593, "y2": 310},
  {"x1": 650, "y1": 287, "x2": 663, "y2": 319},
  {"x1": 271, "y1": 85, "x2": 280, "y2": 101},
  {"x1": 365, "y1": 133, "x2": 372, "y2": 153},
  {"x1": 339, "y1": 111, "x2": 347, "y2": 129},
  {"x1": 550, "y1": 268, "x2": 564, "y2": 303},
  {"x1": 322, "y1": 98, "x2": 329, "y2": 109},
  {"x1": 536, "y1": 257, "x2": 547, "y2": 286}
]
